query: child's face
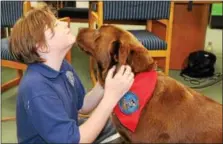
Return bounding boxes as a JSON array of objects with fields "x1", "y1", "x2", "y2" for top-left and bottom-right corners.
[{"x1": 44, "y1": 20, "x2": 75, "y2": 53}]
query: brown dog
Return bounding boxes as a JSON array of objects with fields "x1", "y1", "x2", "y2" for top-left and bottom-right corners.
[{"x1": 76, "y1": 25, "x2": 222, "y2": 143}]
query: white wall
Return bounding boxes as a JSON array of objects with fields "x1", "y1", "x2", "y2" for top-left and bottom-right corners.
[
  {"x1": 205, "y1": 27, "x2": 222, "y2": 57},
  {"x1": 76, "y1": 2, "x2": 88, "y2": 8}
]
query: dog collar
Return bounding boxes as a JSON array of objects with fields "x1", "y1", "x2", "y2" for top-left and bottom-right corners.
[{"x1": 113, "y1": 70, "x2": 157, "y2": 132}]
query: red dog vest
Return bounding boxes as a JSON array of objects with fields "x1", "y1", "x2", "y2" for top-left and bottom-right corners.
[{"x1": 113, "y1": 70, "x2": 157, "y2": 132}]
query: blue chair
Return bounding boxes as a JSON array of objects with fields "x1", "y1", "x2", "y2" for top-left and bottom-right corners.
[
  {"x1": 88, "y1": 1, "x2": 174, "y2": 85},
  {"x1": 1, "y1": 1, "x2": 31, "y2": 93},
  {"x1": 1, "y1": 1, "x2": 31, "y2": 122}
]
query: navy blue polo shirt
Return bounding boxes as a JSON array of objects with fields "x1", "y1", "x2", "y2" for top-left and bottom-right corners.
[{"x1": 16, "y1": 60, "x2": 85, "y2": 143}]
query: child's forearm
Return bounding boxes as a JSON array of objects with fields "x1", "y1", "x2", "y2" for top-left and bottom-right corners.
[
  {"x1": 79, "y1": 82, "x2": 104, "y2": 114},
  {"x1": 79, "y1": 96, "x2": 115, "y2": 143}
]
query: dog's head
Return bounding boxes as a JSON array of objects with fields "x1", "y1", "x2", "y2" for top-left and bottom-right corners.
[{"x1": 76, "y1": 25, "x2": 155, "y2": 85}]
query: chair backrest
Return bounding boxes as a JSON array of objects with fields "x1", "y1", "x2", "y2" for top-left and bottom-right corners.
[
  {"x1": 103, "y1": 1, "x2": 171, "y2": 20},
  {"x1": 1, "y1": 1, "x2": 24, "y2": 28}
]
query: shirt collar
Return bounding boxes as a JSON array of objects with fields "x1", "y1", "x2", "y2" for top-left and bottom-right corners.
[{"x1": 29, "y1": 61, "x2": 67, "y2": 78}]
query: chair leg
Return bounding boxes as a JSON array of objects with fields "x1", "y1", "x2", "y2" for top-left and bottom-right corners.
[
  {"x1": 1, "y1": 70, "x2": 23, "y2": 122},
  {"x1": 1, "y1": 117, "x2": 16, "y2": 122},
  {"x1": 17, "y1": 69, "x2": 23, "y2": 77},
  {"x1": 1, "y1": 70, "x2": 23, "y2": 93},
  {"x1": 164, "y1": 56, "x2": 170, "y2": 75},
  {"x1": 1, "y1": 77, "x2": 20, "y2": 92}
]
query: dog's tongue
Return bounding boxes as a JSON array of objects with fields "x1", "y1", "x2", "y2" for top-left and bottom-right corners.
[{"x1": 113, "y1": 70, "x2": 157, "y2": 132}]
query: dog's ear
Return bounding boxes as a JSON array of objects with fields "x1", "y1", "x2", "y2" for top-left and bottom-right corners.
[
  {"x1": 110, "y1": 40, "x2": 130, "y2": 65},
  {"x1": 110, "y1": 40, "x2": 156, "y2": 73}
]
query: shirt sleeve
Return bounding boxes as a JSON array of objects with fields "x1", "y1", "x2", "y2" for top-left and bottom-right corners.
[{"x1": 27, "y1": 93, "x2": 80, "y2": 143}]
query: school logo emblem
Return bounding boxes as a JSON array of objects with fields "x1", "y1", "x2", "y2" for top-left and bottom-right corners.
[
  {"x1": 66, "y1": 71, "x2": 75, "y2": 87},
  {"x1": 118, "y1": 92, "x2": 139, "y2": 115}
]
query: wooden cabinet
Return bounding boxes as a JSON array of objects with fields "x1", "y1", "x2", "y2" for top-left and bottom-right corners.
[{"x1": 153, "y1": 2, "x2": 214, "y2": 70}]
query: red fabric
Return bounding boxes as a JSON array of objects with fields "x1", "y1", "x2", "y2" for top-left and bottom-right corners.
[{"x1": 113, "y1": 70, "x2": 157, "y2": 132}]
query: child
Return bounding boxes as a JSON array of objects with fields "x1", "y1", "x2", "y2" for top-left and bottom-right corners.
[{"x1": 10, "y1": 7, "x2": 134, "y2": 143}]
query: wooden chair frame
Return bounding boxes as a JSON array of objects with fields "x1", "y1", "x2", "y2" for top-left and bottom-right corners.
[
  {"x1": 88, "y1": 1, "x2": 174, "y2": 85},
  {"x1": 1, "y1": 1, "x2": 31, "y2": 93}
]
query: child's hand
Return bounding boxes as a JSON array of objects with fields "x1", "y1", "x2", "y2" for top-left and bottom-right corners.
[{"x1": 103, "y1": 65, "x2": 134, "y2": 106}]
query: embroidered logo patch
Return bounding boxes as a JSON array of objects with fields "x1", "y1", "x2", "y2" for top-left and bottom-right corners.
[
  {"x1": 119, "y1": 92, "x2": 139, "y2": 115},
  {"x1": 66, "y1": 71, "x2": 75, "y2": 86}
]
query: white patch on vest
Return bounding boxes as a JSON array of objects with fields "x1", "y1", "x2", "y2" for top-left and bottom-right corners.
[{"x1": 66, "y1": 71, "x2": 75, "y2": 87}]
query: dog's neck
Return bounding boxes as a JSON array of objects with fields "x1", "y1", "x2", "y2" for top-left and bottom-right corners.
[{"x1": 97, "y1": 51, "x2": 156, "y2": 87}]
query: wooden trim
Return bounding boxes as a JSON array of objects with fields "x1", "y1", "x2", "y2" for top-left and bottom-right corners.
[
  {"x1": 88, "y1": 2, "x2": 95, "y2": 29},
  {"x1": 97, "y1": 1, "x2": 103, "y2": 27},
  {"x1": 164, "y1": 1, "x2": 174, "y2": 75},
  {"x1": 1, "y1": 77, "x2": 21, "y2": 93},
  {"x1": 175, "y1": 1, "x2": 222, "y2": 4},
  {"x1": 23, "y1": 1, "x2": 31, "y2": 15},
  {"x1": 6, "y1": 27, "x2": 9, "y2": 37},
  {"x1": 88, "y1": 2, "x2": 97, "y2": 84},
  {"x1": 104, "y1": 20, "x2": 146, "y2": 25},
  {"x1": 149, "y1": 51, "x2": 167, "y2": 57},
  {"x1": 1, "y1": 61, "x2": 25, "y2": 92},
  {"x1": 88, "y1": 12, "x2": 96, "y2": 28},
  {"x1": 1, "y1": 60, "x2": 27, "y2": 70},
  {"x1": 1, "y1": 117, "x2": 16, "y2": 122},
  {"x1": 166, "y1": 1, "x2": 174, "y2": 51},
  {"x1": 156, "y1": 19, "x2": 168, "y2": 26},
  {"x1": 91, "y1": 12, "x2": 99, "y2": 22},
  {"x1": 17, "y1": 69, "x2": 23, "y2": 77},
  {"x1": 146, "y1": 20, "x2": 152, "y2": 31}
]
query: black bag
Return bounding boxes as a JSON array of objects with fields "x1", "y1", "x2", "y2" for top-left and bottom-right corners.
[{"x1": 180, "y1": 50, "x2": 217, "y2": 78}]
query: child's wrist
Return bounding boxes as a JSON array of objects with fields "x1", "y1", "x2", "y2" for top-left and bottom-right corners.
[{"x1": 103, "y1": 92, "x2": 119, "y2": 107}]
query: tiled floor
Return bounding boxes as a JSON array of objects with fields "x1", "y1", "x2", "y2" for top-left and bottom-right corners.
[{"x1": 1, "y1": 23, "x2": 222, "y2": 143}]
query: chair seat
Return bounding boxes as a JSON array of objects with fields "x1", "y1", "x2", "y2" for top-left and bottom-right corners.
[
  {"x1": 58, "y1": 7, "x2": 89, "y2": 19},
  {"x1": 1, "y1": 38, "x2": 17, "y2": 61},
  {"x1": 129, "y1": 30, "x2": 167, "y2": 50}
]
